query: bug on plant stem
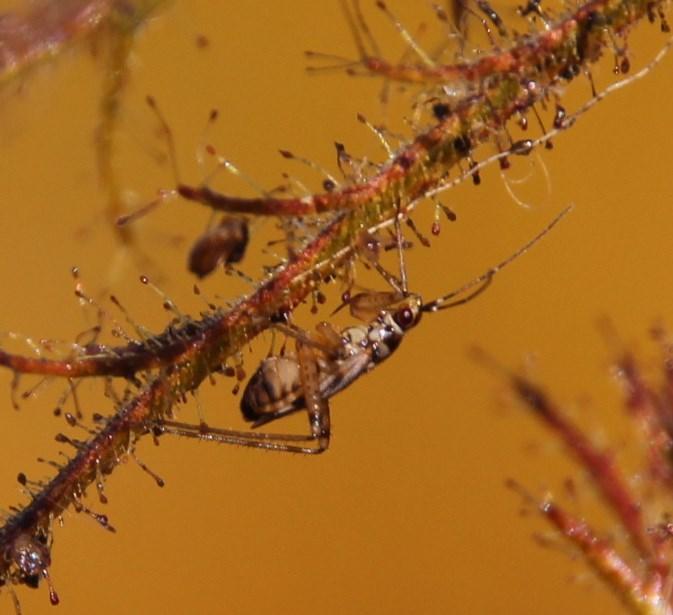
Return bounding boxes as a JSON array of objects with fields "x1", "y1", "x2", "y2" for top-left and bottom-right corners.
[
  {"x1": 187, "y1": 215, "x2": 250, "y2": 278},
  {"x1": 155, "y1": 206, "x2": 571, "y2": 453},
  {"x1": 0, "y1": 27, "x2": 666, "y2": 392}
]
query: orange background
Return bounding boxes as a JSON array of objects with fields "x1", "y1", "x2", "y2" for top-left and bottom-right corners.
[{"x1": 0, "y1": 1, "x2": 672, "y2": 613}]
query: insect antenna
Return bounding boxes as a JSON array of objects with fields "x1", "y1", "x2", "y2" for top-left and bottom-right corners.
[{"x1": 422, "y1": 205, "x2": 572, "y2": 312}]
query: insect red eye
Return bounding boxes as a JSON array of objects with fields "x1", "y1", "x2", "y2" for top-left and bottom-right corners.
[{"x1": 393, "y1": 307, "x2": 415, "y2": 329}]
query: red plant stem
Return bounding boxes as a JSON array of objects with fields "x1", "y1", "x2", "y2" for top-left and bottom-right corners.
[
  {"x1": 174, "y1": 80, "x2": 544, "y2": 217},
  {"x1": 538, "y1": 499, "x2": 669, "y2": 615},
  {"x1": 0, "y1": 0, "x2": 667, "y2": 383},
  {"x1": 0, "y1": 0, "x2": 670, "y2": 597},
  {"x1": 0, "y1": 379, "x2": 163, "y2": 559},
  {"x1": 618, "y1": 353, "x2": 673, "y2": 487},
  {"x1": 0, "y1": 214, "x2": 352, "y2": 379},
  {"x1": 359, "y1": 0, "x2": 655, "y2": 85},
  {"x1": 512, "y1": 376, "x2": 660, "y2": 568},
  {"x1": 177, "y1": 0, "x2": 666, "y2": 219},
  {"x1": 0, "y1": 213, "x2": 352, "y2": 585}
]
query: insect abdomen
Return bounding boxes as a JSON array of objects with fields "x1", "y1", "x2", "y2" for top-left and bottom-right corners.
[{"x1": 240, "y1": 356, "x2": 301, "y2": 422}]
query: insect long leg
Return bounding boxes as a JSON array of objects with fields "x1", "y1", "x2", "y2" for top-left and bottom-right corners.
[
  {"x1": 158, "y1": 340, "x2": 332, "y2": 455},
  {"x1": 367, "y1": 261, "x2": 405, "y2": 297},
  {"x1": 272, "y1": 321, "x2": 343, "y2": 358},
  {"x1": 296, "y1": 340, "x2": 331, "y2": 453},
  {"x1": 155, "y1": 420, "x2": 325, "y2": 454},
  {"x1": 393, "y1": 202, "x2": 409, "y2": 295}
]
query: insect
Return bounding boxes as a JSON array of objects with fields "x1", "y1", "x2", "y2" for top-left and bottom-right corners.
[
  {"x1": 187, "y1": 215, "x2": 249, "y2": 278},
  {"x1": 155, "y1": 207, "x2": 570, "y2": 453}
]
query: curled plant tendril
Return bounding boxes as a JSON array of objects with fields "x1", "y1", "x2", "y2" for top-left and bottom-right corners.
[{"x1": 0, "y1": 0, "x2": 671, "y2": 608}]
